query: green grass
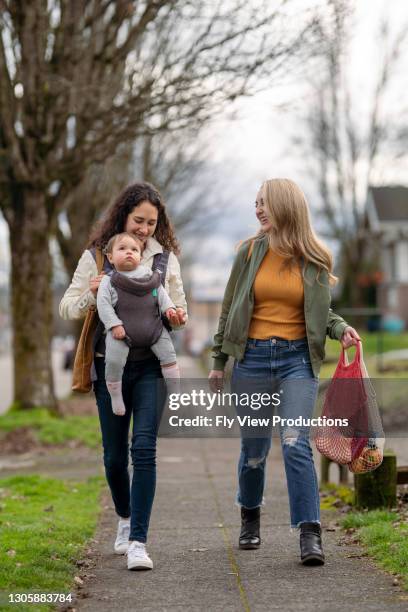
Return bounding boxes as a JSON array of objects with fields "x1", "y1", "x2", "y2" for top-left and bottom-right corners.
[
  {"x1": 320, "y1": 332, "x2": 408, "y2": 379},
  {"x1": 0, "y1": 408, "x2": 101, "y2": 449},
  {"x1": 325, "y1": 332, "x2": 408, "y2": 359},
  {"x1": 341, "y1": 510, "x2": 408, "y2": 590},
  {"x1": 320, "y1": 482, "x2": 354, "y2": 509},
  {"x1": 0, "y1": 474, "x2": 104, "y2": 611}
]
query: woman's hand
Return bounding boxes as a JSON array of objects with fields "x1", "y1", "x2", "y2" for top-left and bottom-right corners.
[
  {"x1": 208, "y1": 369, "x2": 224, "y2": 393},
  {"x1": 340, "y1": 326, "x2": 361, "y2": 349},
  {"x1": 112, "y1": 324, "x2": 126, "y2": 340},
  {"x1": 89, "y1": 272, "x2": 105, "y2": 296}
]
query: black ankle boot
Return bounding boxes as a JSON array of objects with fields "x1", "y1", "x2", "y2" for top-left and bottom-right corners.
[
  {"x1": 300, "y1": 522, "x2": 325, "y2": 565},
  {"x1": 239, "y1": 507, "x2": 261, "y2": 549}
]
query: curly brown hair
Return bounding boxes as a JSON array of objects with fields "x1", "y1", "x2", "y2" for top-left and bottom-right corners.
[{"x1": 87, "y1": 181, "x2": 180, "y2": 255}]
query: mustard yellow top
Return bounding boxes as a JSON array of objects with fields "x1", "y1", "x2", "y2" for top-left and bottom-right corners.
[{"x1": 248, "y1": 249, "x2": 306, "y2": 340}]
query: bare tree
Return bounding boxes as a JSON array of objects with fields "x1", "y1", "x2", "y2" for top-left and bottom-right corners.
[
  {"x1": 56, "y1": 146, "x2": 134, "y2": 280},
  {"x1": 57, "y1": 130, "x2": 214, "y2": 349},
  {"x1": 134, "y1": 129, "x2": 223, "y2": 232},
  {"x1": 58, "y1": 126, "x2": 219, "y2": 274},
  {"x1": 0, "y1": 1, "x2": 319, "y2": 410},
  {"x1": 55, "y1": 145, "x2": 134, "y2": 352},
  {"x1": 298, "y1": 0, "x2": 408, "y2": 305}
]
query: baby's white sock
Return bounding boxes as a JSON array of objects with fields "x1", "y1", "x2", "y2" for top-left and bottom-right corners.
[
  {"x1": 162, "y1": 363, "x2": 181, "y2": 395},
  {"x1": 106, "y1": 381, "x2": 126, "y2": 416}
]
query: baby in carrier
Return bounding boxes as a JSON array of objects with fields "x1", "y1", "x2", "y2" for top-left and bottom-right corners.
[{"x1": 97, "y1": 232, "x2": 180, "y2": 415}]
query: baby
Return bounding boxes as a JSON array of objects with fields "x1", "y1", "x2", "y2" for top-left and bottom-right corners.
[{"x1": 97, "y1": 232, "x2": 180, "y2": 415}]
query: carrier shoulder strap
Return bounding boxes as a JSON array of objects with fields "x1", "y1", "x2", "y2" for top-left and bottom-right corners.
[
  {"x1": 91, "y1": 246, "x2": 168, "y2": 281},
  {"x1": 153, "y1": 251, "x2": 170, "y2": 287}
]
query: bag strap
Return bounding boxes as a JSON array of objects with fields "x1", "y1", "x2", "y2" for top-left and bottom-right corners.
[
  {"x1": 95, "y1": 248, "x2": 104, "y2": 274},
  {"x1": 340, "y1": 341, "x2": 362, "y2": 367},
  {"x1": 89, "y1": 246, "x2": 106, "y2": 272}
]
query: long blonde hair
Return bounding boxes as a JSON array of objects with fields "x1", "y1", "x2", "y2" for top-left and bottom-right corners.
[{"x1": 251, "y1": 178, "x2": 337, "y2": 286}]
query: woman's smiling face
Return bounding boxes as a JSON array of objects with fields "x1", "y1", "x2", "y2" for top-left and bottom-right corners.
[
  {"x1": 255, "y1": 187, "x2": 273, "y2": 232},
  {"x1": 124, "y1": 201, "x2": 159, "y2": 245}
]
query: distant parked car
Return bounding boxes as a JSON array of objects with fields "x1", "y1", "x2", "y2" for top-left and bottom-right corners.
[{"x1": 63, "y1": 347, "x2": 75, "y2": 371}]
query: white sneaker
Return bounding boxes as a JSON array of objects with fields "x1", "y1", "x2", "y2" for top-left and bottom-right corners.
[
  {"x1": 114, "y1": 518, "x2": 130, "y2": 554},
  {"x1": 127, "y1": 541, "x2": 153, "y2": 570}
]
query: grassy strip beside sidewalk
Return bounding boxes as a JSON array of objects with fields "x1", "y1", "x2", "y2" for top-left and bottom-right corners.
[
  {"x1": 324, "y1": 332, "x2": 408, "y2": 360},
  {"x1": 320, "y1": 332, "x2": 408, "y2": 379},
  {"x1": 321, "y1": 483, "x2": 408, "y2": 591},
  {"x1": 0, "y1": 474, "x2": 104, "y2": 611},
  {"x1": 341, "y1": 510, "x2": 408, "y2": 590},
  {"x1": 0, "y1": 408, "x2": 101, "y2": 449}
]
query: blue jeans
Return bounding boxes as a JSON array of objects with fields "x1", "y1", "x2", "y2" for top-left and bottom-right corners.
[
  {"x1": 93, "y1": 356, "x2": 165, "y2": 542},
  {"x1": 231, "y1": 337, "x2": 320, "y2": 528}
]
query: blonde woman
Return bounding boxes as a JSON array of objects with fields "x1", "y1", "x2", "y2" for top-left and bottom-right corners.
[{"x1": 209, "y1": 178, "x2": 360, "y2": 565}]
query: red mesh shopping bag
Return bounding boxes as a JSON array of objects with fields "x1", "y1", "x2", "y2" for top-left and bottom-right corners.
[{"x1": 315, "y1": 342, "x2": 370, "y2": 465}]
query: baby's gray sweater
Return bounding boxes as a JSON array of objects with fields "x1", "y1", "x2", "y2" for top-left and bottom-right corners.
[{"x1": 97, "y1": 265, "x2": 175, "y2": 331}]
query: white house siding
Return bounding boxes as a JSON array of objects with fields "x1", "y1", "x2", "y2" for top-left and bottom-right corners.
[
  {"x1": 382, "y1": 245, "x2": 394, "y2": 281},
  {"x1": 396, "y1": 242, "x2": 408, "y2": 281}
]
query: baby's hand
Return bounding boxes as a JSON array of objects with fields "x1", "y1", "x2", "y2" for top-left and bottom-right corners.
[
  {"x1": 165, "y1": 308, "x2": 179, "y2": 326},
  {"x1": 112, "y1": 325, "x2": 126, "y2": 340},
  {"x1": 175, "y1": 307, "x2": 187, "y2": 324}
]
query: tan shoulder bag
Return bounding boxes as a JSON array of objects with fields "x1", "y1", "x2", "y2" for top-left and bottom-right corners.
[{"x1": 72, "y1": 248, "x2": 104, "y2": 393}]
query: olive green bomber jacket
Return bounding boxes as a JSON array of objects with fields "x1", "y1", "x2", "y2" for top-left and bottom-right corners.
[{"x1": 212, "y1": 236, "x2": 349, "y2": 378}]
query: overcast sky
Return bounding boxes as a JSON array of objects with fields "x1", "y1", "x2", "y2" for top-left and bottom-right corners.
[
  {"x1": 1, "y1": 0, "x2": 407, "y2": 294},
  {"x1": 186, "y1": 0, "x2": 408, "y2": 296}
]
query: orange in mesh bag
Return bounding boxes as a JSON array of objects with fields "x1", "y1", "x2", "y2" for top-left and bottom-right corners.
[
  {"x1": 348, "y1": 445, "x2": 383, "y2": 473},
  {"x1": 314, "y1": 342, "x2": 384, "y2": 473}
]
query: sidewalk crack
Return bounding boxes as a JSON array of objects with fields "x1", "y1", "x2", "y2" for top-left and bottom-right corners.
[{"x1": 200, "y1": 440, "x2": 251, "y2": 612}]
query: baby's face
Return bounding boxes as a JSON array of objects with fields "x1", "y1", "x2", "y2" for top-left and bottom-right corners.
[{"x1": 109, "y1": 236, "x2": 141, "y2": 271}]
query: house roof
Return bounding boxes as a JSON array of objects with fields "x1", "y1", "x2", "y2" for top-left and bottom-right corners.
[{"x1": 369, "y1": 186, "x2": 408, "y2": 222}]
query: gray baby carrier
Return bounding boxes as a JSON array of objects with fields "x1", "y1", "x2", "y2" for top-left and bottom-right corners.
[
  {"x1": 110, "y1": 269, "x2": 163, "y2": 348},
  {"x1": 91, "y1": 248, "x2": 170, "y2": 361}
]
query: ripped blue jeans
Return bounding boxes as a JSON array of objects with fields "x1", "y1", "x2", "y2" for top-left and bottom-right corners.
[{"x1": 231, "y1": 337, "x2": 320, "y2": 528}]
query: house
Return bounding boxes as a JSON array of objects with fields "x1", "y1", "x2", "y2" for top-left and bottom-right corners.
[{"x1": 366, "y1": 186, "x2": 408, "y2": 326}]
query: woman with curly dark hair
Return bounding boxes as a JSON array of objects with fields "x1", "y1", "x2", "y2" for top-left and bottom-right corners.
[
  {"x1": 60, "y1": 181, "x2": 187, "y2": 571},
  {"x1": 87, "y1": 182, "x2": 181, "y2": 255}
]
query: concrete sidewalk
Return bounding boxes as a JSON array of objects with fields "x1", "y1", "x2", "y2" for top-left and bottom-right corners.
[
  {"x1": 77, "y1": 437, "x2": 407, "y2": 612},
  {"x1": 2, "y1": 354, "x2": 406, "y2": 611}
]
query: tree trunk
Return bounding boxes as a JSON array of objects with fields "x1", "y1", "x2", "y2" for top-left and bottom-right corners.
[
  {"x1": 339, "y1": 237, "x2": 369, "y2": 308},
  {"x1": 353, "y1": 451, "x2": 397, "y2": 509},
  {"x1": 9, "y1": 188, "x2": 58, "y2": 412}
]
